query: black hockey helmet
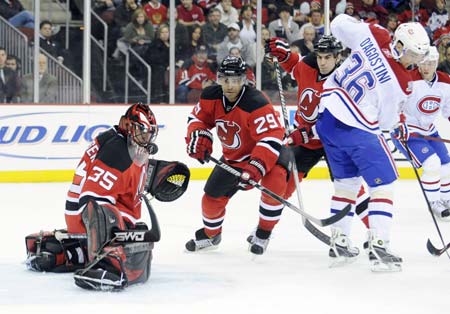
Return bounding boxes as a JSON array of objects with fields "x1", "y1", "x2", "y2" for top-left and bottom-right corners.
[
  {"x1": 314, "y1": 35, "x2": 343, "y2": 55},
  {"x1": 218, "y1": 55, "x2": 247, "y2": 77}
]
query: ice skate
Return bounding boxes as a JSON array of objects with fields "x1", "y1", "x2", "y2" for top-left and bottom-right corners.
[
  {"x1": 247, "y1": 228, "x2": 271, "y2": 255},
  {"x1": 366, "y1": 230, "x2": 402, "y2": 272},
  {"x1": 328, "y1": 227, "x2": 359, "y2": 268},
  {"x1": 433, "y1": 200, "x2": 450, "y2": 221},
  {"x1": 185, "y1": 228, "x2": 221, "y2": 252}
]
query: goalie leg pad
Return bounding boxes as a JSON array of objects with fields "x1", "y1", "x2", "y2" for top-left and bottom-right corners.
[
  {"x1": 25, "y1": 230, "x2": 86, "y2": 272},
  {"x1": 81, "y1": 199, "x2": 126, "y2": 262},
  {"x1": 74, "y1": 242, "x2": 153, "y2": 291}
]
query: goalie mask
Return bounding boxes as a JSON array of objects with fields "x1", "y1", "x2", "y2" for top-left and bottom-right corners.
[{"x1": 119, "y1": 103, "x2": 159, "y2": 165}]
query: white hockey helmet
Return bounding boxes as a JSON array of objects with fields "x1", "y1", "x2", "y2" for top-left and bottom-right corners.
[
  {"x1": 420, "y1": 46, "x2": 439, "y2": 63},
  {"x1": 390, "y1": 22, "x2": 430, "y2": 62}
]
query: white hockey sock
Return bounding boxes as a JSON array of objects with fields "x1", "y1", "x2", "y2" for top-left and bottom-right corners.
[
  {"x1": 421, "y1": 154, "x2": 441, "y2": 203},
  {"x1": 440, "y1": 162, "x2": 450, "y2": 201},
  {"x1": 368, "y1": 183, "x2": 395, "y2": 242},
  {"x1": 330, "y1": 177, "x2": 361, "y2": 236}
]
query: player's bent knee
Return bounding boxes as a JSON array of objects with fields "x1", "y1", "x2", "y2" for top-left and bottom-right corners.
[{"x1": 422, "y1": 154, "x2": 441, "y2": 176}]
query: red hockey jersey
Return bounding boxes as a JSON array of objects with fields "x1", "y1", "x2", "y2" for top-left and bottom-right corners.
[
  {"x1": 281, "y1": 52, "x2": 325, "y2": 150},
  {"x1": 187, "y1": 85, "x2": 285, "y2": 171},
  {"x1": 65, "y1": 127, "x2": 147, "y2": 233}
]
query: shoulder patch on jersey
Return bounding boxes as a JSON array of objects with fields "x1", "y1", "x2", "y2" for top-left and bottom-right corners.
[
  {"x1": 237, "y1": 87, "x2": 270, "y2": 113},
  {"x1": 201, "y1": 85, "x2": 222, "y2": 100},
  {"x1": 97, "y1": 133, "x2": 133, "y2": 172}
]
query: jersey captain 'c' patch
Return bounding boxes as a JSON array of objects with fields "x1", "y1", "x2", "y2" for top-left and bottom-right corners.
[
  {"x1": 298, "y1": 88, "x2": 321, "y2": 123},
  {"x1": 216, "y1": 120, "x2": 242, "y2": 149},
  {"x1": 417, "y1": 96, "x2": 441, "y2": 115}
]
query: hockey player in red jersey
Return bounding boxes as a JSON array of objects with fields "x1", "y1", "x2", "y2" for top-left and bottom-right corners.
[
  {"x1": 25, "y1": 103, "x2": 190, "y2": 291},
  {"x1": 185, "y1": 55, "x2": 291, "y2": 255}
]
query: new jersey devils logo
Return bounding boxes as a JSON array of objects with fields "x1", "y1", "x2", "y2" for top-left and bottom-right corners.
[
  {"x1": 298, "y1": 88, "x2": 321, "y2": 123},
  {"x1": 417, "y1": 96, "x2": 440, "y2": 115},
  {"x1": 216, "y1": 120, "x2": 242, "y2": 149}
]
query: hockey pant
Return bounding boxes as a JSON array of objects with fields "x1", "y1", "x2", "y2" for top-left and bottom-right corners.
[
  {"x1": 73, "y1": 200, "x2": 153, "y2": 291},
  {"x1": 201, "y1": 152, "x2": 291, "y2": 238},
  {"x1": 25, "y1": 230, "x2": 87, "y2": 272}
]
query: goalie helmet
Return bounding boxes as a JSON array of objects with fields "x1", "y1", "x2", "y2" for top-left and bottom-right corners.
[
  {"x1": 119, "y1": 103, "x2": 159, "y2": 164},
  {"x1": 314, "y1": 35, "x2": 343, "y2": 55},
  {"x1": 390, "y1": 22, "x2": 430, "y2": 61}
]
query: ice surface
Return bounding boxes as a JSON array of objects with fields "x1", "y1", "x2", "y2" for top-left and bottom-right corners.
[{"x1": 1, "y1": 180, "x2": 449, "y2": 314}]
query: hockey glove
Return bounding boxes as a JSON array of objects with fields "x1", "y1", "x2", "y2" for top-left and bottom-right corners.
[
  {"x1": 391, "y1": 114, "x2": 409, "y2": 142},
  {"x1": 239, "y1": 159, "x2": 266, "y2": 190},
  {"x1": 287, "y1": 126, "x2": 312, "y2": 146},
  {"x1": 265, "y1": 37, "x2": 291, "y2": 63},
  {"x1": 186, "y1": 129, "x2": 213, "y2": 164}
]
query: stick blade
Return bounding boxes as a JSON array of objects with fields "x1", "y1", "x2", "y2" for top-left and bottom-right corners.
[
  {"x1": 317, "y1": 204, "x2": 352, "y2": 227},
  {"x1": 426, "y1": 239, "x2": 450, "y2": 257}
]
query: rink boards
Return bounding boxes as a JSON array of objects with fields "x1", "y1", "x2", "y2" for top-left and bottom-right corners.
[{"x1": 0, "y1": 103, "x2": 443, "y2": 182}]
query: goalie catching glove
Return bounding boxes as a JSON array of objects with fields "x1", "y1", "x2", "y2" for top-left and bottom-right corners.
[{"x1": 146, "y1": 159, "x2": 190, "y2": 202}]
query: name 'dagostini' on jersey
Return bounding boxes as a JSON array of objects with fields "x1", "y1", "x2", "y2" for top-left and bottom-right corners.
[{"x1": 360, "y1": 37, "x2": 392, "y2": 84}]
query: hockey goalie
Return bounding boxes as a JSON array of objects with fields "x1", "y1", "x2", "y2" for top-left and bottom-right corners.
[{"x1": 24, "y1": 103, "x2": 190, "y2": 291}]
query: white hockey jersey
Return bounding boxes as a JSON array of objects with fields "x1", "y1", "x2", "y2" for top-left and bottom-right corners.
[
  {"x1": 319, "y1": 14, "x2": 412, "y2": 134},
  {"x1": 403, "y1": 69, "x2": 450, "y2": 135}
]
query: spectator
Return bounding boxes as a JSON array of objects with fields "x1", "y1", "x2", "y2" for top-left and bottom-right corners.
[
  {"x1": 268, "y1": 5, "x2": 301, "y2": 44},
  {"x1": 354, "y1": 0, "x2": 389, "y2": 27},
  {"x1": 122, "y1": 8, "x2": 155, "y2": 58},
  {"x1": 176, "y1": 45, "x2": 215, "y2": 103},
  {"x1": 197, "y1": 0, "x2": 219, "y2": 15},
  {"x1": 428, "y1": 0, "x2": 448, "y2": 33},
  {"x1": 259, "y1": 27, "x2": 277, "y2": 90},
  {"x1": 40, "y1": 20, "x2": 67, "y2": 64},
  {"x1": 216, "y1": 22, "x2": 256, "y2": 67},
  {"x1": 344, "y1": 2, "x2": 357, "y2": 17},
  {"x1": 0, "y1": 0, "x2": 34, "y2": 29},
  {"x1": 397, "y1": 0, "x2": 429, "y2": 27},
  {"x1": 147, "y1": 24, "x2": 170, "y2": 103},
  {"x1": 5, "y1": 54, "x2": 20, "y2": 74},
  {"x1": 113, "y1": 0, "x2": 139, "y2": 31},
  {"x1": 93, "y1": 0, "x2": 116, "y2": 25},
  {"x1": 298, "y1": 9, "x2": 324, "y2": 40},
  {"x1": 0, "y1": 47, "x2": 19, "y2": 103},
  {"x1": 438, "y1": 43, "x2": 450, "y2": 74},
  {"x1": 216, "y1": 0, "x2": 239, "y2": 27},
  {"x1": 179, "y1": 25, "x2": 205, "y2": 63},
  {"x1": 433, "y1": 26, "x2": 450, "y2": 62},
  {"x1": 238, "y1": 5, "x2": 256, "y2": 43},
  {"x1": 176, "y1": 0, "x2": 206, "y2": 28},
  {"x1": 20, "y1": 53, "x2": 58, "y2": 103},
  {"x1": 291, "y1": 25, "x2": 316, "y2": 56},
  {"x1": 201, "y1": 7, "x2": 228, "y2": 62},
  {"x1": 386, "y1": 13, "x2": 399, "y2": 37},
  {"x1": 229, "y1": 46, "x2": 256, "y2": 86},
  {"x1": 143, "y1": 0, "x2": 168, "y2": 30},
  {"x1": 249, "y1": 0, "x2": 271, "y2": 26}
]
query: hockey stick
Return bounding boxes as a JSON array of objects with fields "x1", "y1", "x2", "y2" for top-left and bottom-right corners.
[
  {"x1": 208, "y1": 155, "x2": 351, "y2": 227},
  {"x1": 273, "y1": 57, "x2": 334, "y2": 241},
  {"x1": 410, "y1": 133, "x2": 450, "y2": 144},
  {"x1": 402, "y1": 139, "x2": 450, "y2": 258}
]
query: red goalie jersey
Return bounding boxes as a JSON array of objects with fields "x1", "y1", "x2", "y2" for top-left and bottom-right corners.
[
  {"x1": 187, "y1": 84, "x2": 285, "y2": 171},
  {"x1": 65, "y1": 127, "x2": 147, "y2": 234}
]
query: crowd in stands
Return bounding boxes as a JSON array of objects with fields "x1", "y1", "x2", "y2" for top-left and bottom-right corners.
[{"x1": 3, "y1": 0, "x2": 450, "y2": 103}]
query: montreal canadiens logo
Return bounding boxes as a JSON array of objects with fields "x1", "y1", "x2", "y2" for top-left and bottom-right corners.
[
  {"x1": 216, "y1": 120, "x2": 241, "y2": 149},
  {"x1": 298, "y1": 88, "x2": 320, "y2": 123},
  {"x1": 417, "y1": 96, "x2": 440, "y2": 115}
]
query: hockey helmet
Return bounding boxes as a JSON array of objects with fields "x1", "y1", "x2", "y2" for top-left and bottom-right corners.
[
  {"x1": 217, "y1": 56, "x2": 247, "y2": 86},
  {"x1": 390, "y1": 22, "x2": 430, "y2": 63},
  {"x1": 119, "y1": 103, "x2": 158, "y2": 164},
  {"x1": 314, "y1": 35, "x2": 343, "y2": 55},
  {"x1": 420, "y1": 45, "x2": 439, "y2": 63}
]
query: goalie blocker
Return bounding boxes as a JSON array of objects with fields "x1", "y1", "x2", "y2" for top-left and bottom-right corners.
[{"x1": 25, "y1": 159, "x2": 190, "y2": 291}]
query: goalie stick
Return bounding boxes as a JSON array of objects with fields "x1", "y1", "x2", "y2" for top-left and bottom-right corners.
[{"x1": 208, "y1": 155, "x2": 351, "y2": 227}]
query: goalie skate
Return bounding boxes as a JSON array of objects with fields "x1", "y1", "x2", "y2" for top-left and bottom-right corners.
[
  {"x1": 365, "y1": 230, "x2": 402, "y2": 272},
  {"x1": 185, "y1": 228, "x2": 221, "y2": 252},
  {"x1": 328, "y1": 228, "x2": 359, "y2": 268}
]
